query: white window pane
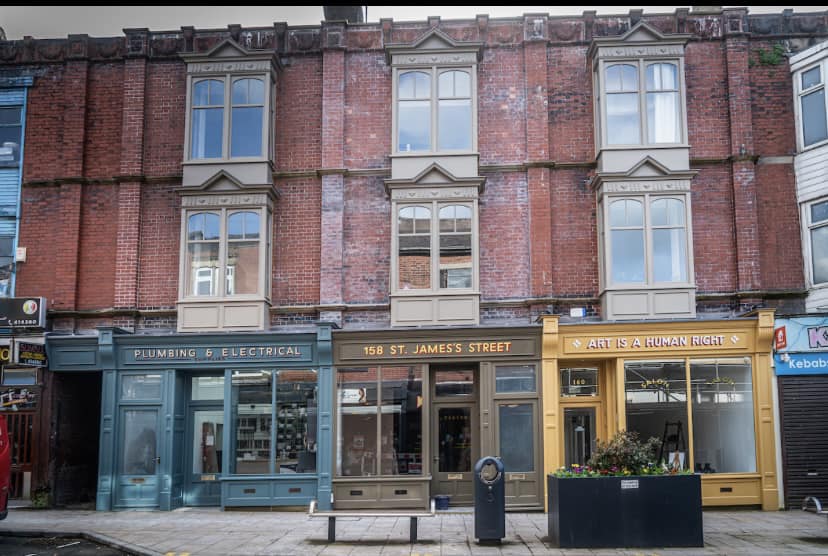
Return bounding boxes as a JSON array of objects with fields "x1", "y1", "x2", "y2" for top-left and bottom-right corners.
[
  {"x1": 226, "y1": 241, "x2": 259, "y2": 295},
  {"x1": 439, "y1": 70, "x2": 470, "y2": 97},
  {"x1": 803, "y1": 66, "x2": 822, "y2": 90},
  {"x1": 191, "y1": 108, "x2": 223, "y2": 158},
  {"x1": 398, "y1": 101, "x2": 431, "y2": 151},
  {"x1": 399, "y1": 71, "x2": 430, "y2": 99},
  {"x1": 609, "y1": 199, "x2": 643, "y2": 227},
  {"x1": 646, "y1": 63, "x2": 677, "y2": 91},
  {"x1": 606, "y1": 64, "x2": 638, "y2": 92},
  {"x1": 438, "y1": 99, "x2": 471, "y2": 150},
  {"x1": 228, "y1": 211, "x2": 259, "y2": 239},
  {"x1": 653, "y1": 228, "x2": 687, "y2": 282},
  {"x1": 231, "y1": 106, "x2": 263, "y2": 157},
  {"x1": 651, "y1": 198, "x2": 685, "y2": 226},
  {"x1": 802, "y1": 89, "x2": 828, "y2": 147},
  {"x1": 647, "y1": 91, "x2": 680, "y2": 143},
  {"x1": 812, "y1": 225, "x2": 828, "y2": 284},
  {"x1": 607, "y1": 93, "x2": 640, "y2": 144},
  {"x1": 209, "y1": 80, "x2": 224, "y2": 104},
  {"x1": 812, "y1": 200, "x2": 828, "y2": 224},
  {"x1": 611, "y1": 229, "x2": 645, "y2": 283}
]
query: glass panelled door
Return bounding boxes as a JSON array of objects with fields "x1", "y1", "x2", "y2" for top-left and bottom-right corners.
[
  {"x1": 563, "y1": 407, "x2": 597, "y2": 468},
  {"x1": 186, "y1": 408, "x2": 224, "y2": 505},
  {"x1": 432, "y1": 404, "x2": 477, "y2": 505},
  {"x1": 496, "y1": 401, "x2": 540, "y2": 507},
  {"x1": 115, "y1": 408, "x2": 161, "y2": 508}
]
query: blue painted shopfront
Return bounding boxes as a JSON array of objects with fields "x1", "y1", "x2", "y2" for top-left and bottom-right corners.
[{"x1": 46, "y1": 325, "x2": 334, "y2": 511}]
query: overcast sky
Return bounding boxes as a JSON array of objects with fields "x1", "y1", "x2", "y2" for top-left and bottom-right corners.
[{"x1": 1, "y1": 6, "x2": 826, "y2": 40}]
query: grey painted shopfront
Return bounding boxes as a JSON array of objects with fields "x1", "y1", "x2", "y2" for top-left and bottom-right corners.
[
  {"x1": 332, "y1": 326, "x2": 543, "y2": 511},
  {"x1": 46, "y1": 325, "x2": 334, "y2": 511}
]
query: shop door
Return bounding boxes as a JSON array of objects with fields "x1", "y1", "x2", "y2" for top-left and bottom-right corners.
[
  {"x1": 7, "y1": 411, "x2": 35, "y2": 499},
  {"x1": 185, "y1": 407, "x2": 223, "y2": 506},
  {"x1": 115, "y1": 408, "x2": 161, "y2": 508},
  {"x1": 563, "y1": 406, "x2": 598, "y2": 468},
  {"x1": 431, "y1": 403, "x2": 477, "y2": 505},
  {"x1": 495, "y1": 401, "x2": 540, "y2": 507}
]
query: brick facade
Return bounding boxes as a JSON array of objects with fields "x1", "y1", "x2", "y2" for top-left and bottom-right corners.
[{"x1": 0, "y1": 8, "x2": 822, "y2": 331}]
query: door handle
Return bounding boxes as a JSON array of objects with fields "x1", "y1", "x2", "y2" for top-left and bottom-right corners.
[{"x1": 155, "y1": 456, "x2": 161, "y2": 464}]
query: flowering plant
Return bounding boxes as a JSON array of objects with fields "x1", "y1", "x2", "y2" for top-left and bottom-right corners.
[{"x1": 553, "y1": 430, "x2": 692, "y2": 478}]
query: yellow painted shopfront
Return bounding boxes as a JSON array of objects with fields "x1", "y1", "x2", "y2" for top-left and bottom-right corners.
[{"x1": 539, "y1": 309, "x2": 778, "y2": 510}]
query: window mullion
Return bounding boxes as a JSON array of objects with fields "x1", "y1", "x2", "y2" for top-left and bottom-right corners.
[
  {"x1": 638, "y1": 59, "x2": 646, "y2": 145},
  {"x1": 219, "y1": 208, "x2": 228, "y2": 298},
  {"x1": 431, "y1": 66, "x2": 437, "y2": 153},
  {"x1": 223, "y1": 76, "x2": 231, "y2": 159},
  {"x1": 432, "y1": 201, "x2": 439, "y2": 293},
  {"x1": 644, "y1": 194, "x2": 653, "y2": 285}
]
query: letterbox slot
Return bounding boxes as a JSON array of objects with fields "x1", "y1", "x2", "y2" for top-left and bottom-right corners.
[
  {"x1": 350, "y1": 490, "x2": 363, "y2": 496},
  {"x1": 394, "y1": 489, "x2": 408, "y2": 495},
  {"x1": 719, "y1": 487, "x2": 733, "y2": 493}
]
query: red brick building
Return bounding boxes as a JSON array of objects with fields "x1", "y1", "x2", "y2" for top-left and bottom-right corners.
[{"x1": 0, "y1": 7, "x2": 823, "y2": 510}]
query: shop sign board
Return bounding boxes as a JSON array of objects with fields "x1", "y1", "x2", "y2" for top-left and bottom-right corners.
[
  {"x1": 562, "y1": 332, "x2": 748, "y2": 354},
  {"x1": 774, "y1": 317, "x2": 828, "y2": 353},
  {"x1": 124, "y1": 343, "x2": 314, "y2": 365},
  {"x1": 774, "y1": 352, "x2": 828, "y2": 375},
  {"x1": 0, "y1": 297, "x2": 46, "y2": 329},
  {"x1": 16, "y1": 341, "x2": 46, "y2": 367},
  {"x1": 338, "y1": 338, "x2": 536, "y2": 360}
]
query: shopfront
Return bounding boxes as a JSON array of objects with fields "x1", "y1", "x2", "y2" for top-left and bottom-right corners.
[
  {"x1": 46, "y1": 325, "x2": 334, "y2": 511},
  {"x1": 332, "y1": 326, "x2": 542, "y2": 510},
  {"x1": 773, "y1": 315, "x2": 828, "y2": 508},
  {"x1": 540, "y1": 310, "x2": 779, "y2": 510}
]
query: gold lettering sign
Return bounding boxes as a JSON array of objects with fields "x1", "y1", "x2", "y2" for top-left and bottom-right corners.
[
  {"x1": 131, "y1": 345, "x2": 305, "y2": 362},
  {"x1": 564, "y1": 333, "x2": 748, "y2": 354},
  {"x1": 340, "y1": 339, "x2": 536, "y2": 360}
]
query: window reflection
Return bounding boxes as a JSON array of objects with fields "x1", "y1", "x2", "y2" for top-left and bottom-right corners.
[
  {"x1": 231, "y1": 370, "x2": 272, "y2": 475},
  {"x1": 336, "y1": 366, "x2": 423, "y2": 476}
]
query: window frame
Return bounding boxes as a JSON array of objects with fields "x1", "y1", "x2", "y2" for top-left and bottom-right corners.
[
  {"x1": 392, "y1": 65, "x2": 477, "y2": 156},
  {"x1": 179, "y1": 205, "x2": 271, "y2": 302},
  {"x1": 392, "y1": 198, "x2": 479, "y2": 296},
  {"x1": 0, "y1": 104, "x2": 23, "y2": 168},
  {"x1": 597, "y1": 57, "x2": 688, "y2": 149},
  {"x1": 601, "y1": 192, "x2": 694, "y2": 289},
  {"x1": 185, "y1": 73, "x2": 273, "y2": 163},
  {"x1": 803, "y1": 197, "x2": 828, "y2": 288},
  {"x1": 794, "y1": 59, "x2": 828, "y2": 152}
]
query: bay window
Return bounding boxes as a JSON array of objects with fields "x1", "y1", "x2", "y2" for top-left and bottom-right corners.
[
  {"x1": 184, "y1": 208, "x2": 265, "y2": 298},
  {"x1": 396, "y1": 202, "x2": 474, "y2": 293},
  {"x1": 396, "y1": 68, "x2": 473, "y2": 153},
  {"x1": 606, "y1": 195, "x2": 689, "y2": 286},
  {"x1": 603, "y1": 60, "x2": 683, "y2": 146},
  {"x1": 188, "y1": 76, "x2": 268, "y2": 161}
]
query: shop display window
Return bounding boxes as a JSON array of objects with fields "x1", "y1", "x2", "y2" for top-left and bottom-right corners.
[
  {"x1": 624, "y1": 358, "x2": 757, "y2": 473},
  {"x1": 496, "y1": 365, "x2": 536, "y2": 394},
  {"x1": 336, "y1": 366, "x2": 423, "y2": 477},
  {"x1": 230, "y1": 368, "x2": 317, "y2": 475},
  {"x1": 624, "y1": 361, "x2": 688, "y2": 469},
  {"x1": 690, "y1": 358, "x2": 756, "y2": 474}
]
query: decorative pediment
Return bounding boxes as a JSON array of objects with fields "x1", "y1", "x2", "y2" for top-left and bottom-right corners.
[
  {"x1": 588, "y1": 21, "x2": 691, "y2": 62},
  {"x1": 590, "y1": 157, "x2": 697, "y2": 197},
  {"x1": 626, "y1": 156, "x2": 673, "y2": 178},
  {"x1": 179, "y1": 169, "x2": 279, "y2": 199},
  {"x1": 385, "y1": 27, "x2": 483, "y2": 65},
  {"x1": 384, "y1": 162, "x2": 485, "y2": 196},
  {"x1": 181, "y1": 38, "x2": 280, "y2": 73}
]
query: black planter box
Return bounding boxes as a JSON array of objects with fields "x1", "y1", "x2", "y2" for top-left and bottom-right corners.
[{"x1": 547, "y1": 474, "x2": 703, "y2": 548}]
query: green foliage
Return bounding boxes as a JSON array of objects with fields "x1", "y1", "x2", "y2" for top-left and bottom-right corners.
[
  {"x1": 753, "y1": 43, "x2": 787, "y2": 67},
  {"x1": 30, "y1": 485, "x2": 50, "y2": 509},
  {"x1": 553, "y1": 430, "x2": 692, "y2": 478}
]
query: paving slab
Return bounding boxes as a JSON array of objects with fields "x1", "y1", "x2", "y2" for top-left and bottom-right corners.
[{"x1": 0, "y1": 507, "x2": 827, "y2": 555}]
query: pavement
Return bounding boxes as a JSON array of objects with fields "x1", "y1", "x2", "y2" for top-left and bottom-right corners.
[{"x1": 0, "y1": 505, "x2": 827, "y2": 556}]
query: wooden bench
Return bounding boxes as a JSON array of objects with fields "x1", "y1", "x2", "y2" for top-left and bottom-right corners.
[
  {"x1": 308, "y1": 499, "x2": 436, "y2": 543},
  {"x1": 803, "y1": 496, "x2": 828, "y2": 523}
]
